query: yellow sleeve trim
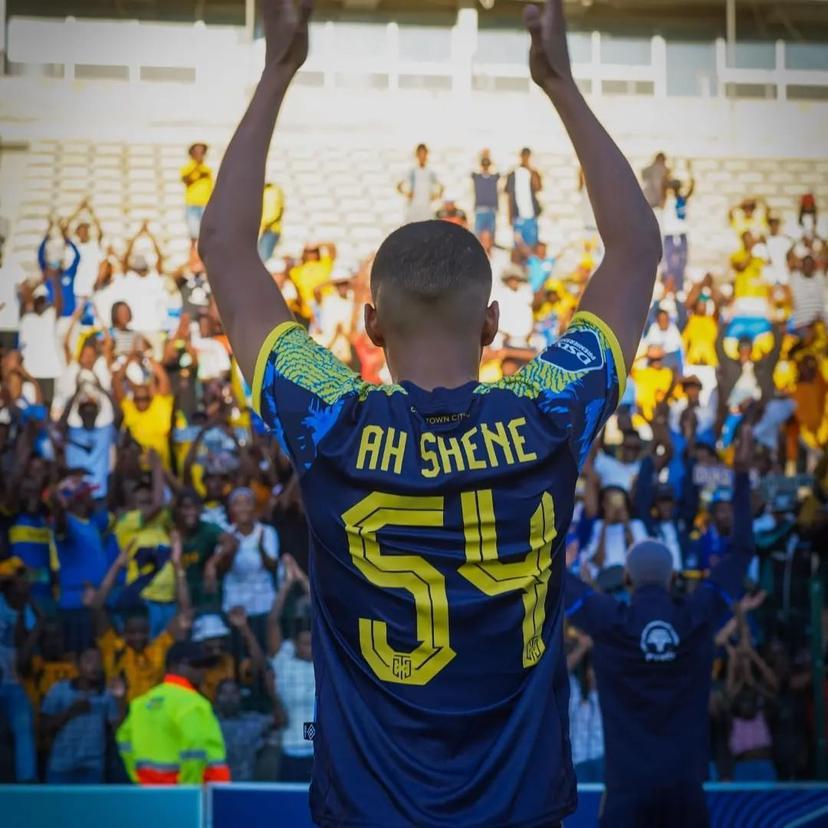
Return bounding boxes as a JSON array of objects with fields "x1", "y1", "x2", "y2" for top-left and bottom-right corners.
[
  {"x1": 251, "y1": 321, "x2": 302, "y2": 417},
  {"x1": 570, "y1": 310, "x2": 627, "y2": 401}
]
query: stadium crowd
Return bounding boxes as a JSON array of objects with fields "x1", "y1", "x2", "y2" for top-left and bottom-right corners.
[{"x1": 0, "y1": 140, "x2": 826, "y2": 787}]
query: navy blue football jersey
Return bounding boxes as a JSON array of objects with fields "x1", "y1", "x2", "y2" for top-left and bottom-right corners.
[{"x1": 253, "y1": 311, "x2": 625, "y2": 827}]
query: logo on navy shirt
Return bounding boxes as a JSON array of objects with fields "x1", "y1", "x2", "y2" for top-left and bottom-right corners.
[
  {"x1": 640, "y1": 620, "x2": 680, "y2": 662},
  {"x1": 540, "y1": 329, "x2": 604, "y2": 374}
]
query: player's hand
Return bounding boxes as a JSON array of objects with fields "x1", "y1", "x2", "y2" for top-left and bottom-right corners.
[
  {"x1": 524, "y1": 0, "x2": 574, "y2": 91},
  {"x1": 264, "y1": 0, "x2": 313, "y2": 75}
]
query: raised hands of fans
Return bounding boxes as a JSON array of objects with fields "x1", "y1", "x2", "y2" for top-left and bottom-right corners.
[
  {"x1": 524, "y1": 0, "x2": 574, "y2": 91},
  {"x1": 263, "y1": 0, "x2": 314, "y2": 74},
  {"x1": 733, "y1": 424, "x2": 754, "y2": 474}
]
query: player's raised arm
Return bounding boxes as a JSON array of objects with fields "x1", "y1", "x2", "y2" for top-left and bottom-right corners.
[
  {"x1": 199, "y1": 0, "x2": 313, "y2": 381},
  {"x1": 524, "y1": 0, "x2": 661, "y2": 371}
]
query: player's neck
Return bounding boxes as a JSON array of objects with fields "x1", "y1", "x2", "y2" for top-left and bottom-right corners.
[{"x1": 388, "y1": 341, "x2": 480, "y2": 391}]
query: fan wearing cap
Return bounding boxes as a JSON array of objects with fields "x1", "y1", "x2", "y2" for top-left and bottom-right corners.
[
  {"x1": 117, "y1": 639, "x2": 230, "y2": 785},
  {"x1": 181, "y1": 142, "x2": 214, "y2": 251},
  {"x1": 191, "y1": 607, "x2": 266, "y2": 702},
  {"x1": 565, "y1": 431, "x2": 756, "y2": 827},
  {"x1": 494, "y1": 264, "x2": 534, "y2": 348}
]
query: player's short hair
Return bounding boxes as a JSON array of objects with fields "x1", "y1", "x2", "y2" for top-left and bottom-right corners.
[{"x1": 371, "y1": 221, "x2": 492, "y2": 327}]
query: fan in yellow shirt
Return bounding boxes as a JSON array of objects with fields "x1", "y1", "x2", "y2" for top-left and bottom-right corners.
[
  {"x1": 290, "y1": 242, "x2": 336, "y2": 322},
  {"x1": 682, "y1": 300, "x2": 719, "y2": 366},
  {"x1": 259, "y1": 182, "x2": 285, "y2": 262},
  {"x1": 181, "y1": 142, "x2": 213, "y2": 249},
  {"x1": 115, "y1": 358, "x2": 175, "y2": 470},
  {"x1": 632, "y1": 346, "x2": 676, "y2": 421},
  {"x1": 731, "y1": 232, "x2": 769, "y2": 302}
]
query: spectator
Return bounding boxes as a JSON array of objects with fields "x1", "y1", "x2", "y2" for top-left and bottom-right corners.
[
  {"x1": 632, "y1": 347, "x2": 676, "y2": 421},
  {"x1": 18, "y1": 617, "x2": 79, "y2": 757},
  {"x1": 216, "y1": 488, "x2": 280, "y2": 647},
  {"x1": 180, "y1": 143, "x2": 213, "y2": 251},
  {"x1": 582, "y1": 487, "x2": 647, "y2": 578},
  {"x1": 661, "y1": 164, "x2": 695, "y2": 290},
  {"x1": 214, "y1": 678, "x2": 275, "y2": 782},
  {"x1": 172, "y1": 490, "x2": 236, "y2": 611},
  {"x1": 59, "y1": 389, "x2": 120, "y2": 501},
  {"x1": 113, "y1": 356, "x2": 174, "y2": 470},
  {"x1": 765, "y1": 215, "x2": 793, "y2": 286},
  {"x1": 117, "y1": 223, "x2": 169, "y2": 339},
  {"x1": 17, "y1": 281, "x2": 62, "y2": 409},
  {"x1": 682, "y1": 296, "x2": 719, "y2": 367},
  {"x1": 259, "y1": 181, "x2": 285, "y2": 263},
  {"x1": 193, "y1": 607, "x2": 266, "y2": 703},
  {"x1": 192, "y1": 311, "x2": 232, "y2": 382},
  {"x1": 117, "y1": 640, "x2": 230, "y2": 784},
  {"x1": 495, "y1": 266, "x2": 534, "y2": 348},
  {"x1": 7, "y1": 477, "x2": 55, "y2": 610},
  {"x1": 311, "y1": 268, "x2": 356, "y2": 365},
  {"x1": 729, "y1": 197, "x2": 769, "y2": 238},
  {"x1": 267, "y1": 555, "x2": 314, "y2": 782},
  {"x1": 40, "y1": 648, "x2": 125, "y2": 783},
  {"x1": 397, "y1": 144, "x2": 443, "y2": 224},
  {"x1": 592, "y1": 429, "x2": 643, "y2": 492},
  {"x1": 471, "y1": 151, "x2": 500, "y2": 240},
  {"x1": 643, "y1": 309, "x2": 684, "y2": 371},
  {"x1": 789, "y1": 248, "x2": 827, "y2": 329},
  {"x1": 38, "y1": 218, "x2": 81, "y2": 328},
  {"x1": 0, "y1": 558, "x2": 37, "y2": 782},
  {"x1": 505, "y1": 148, "x2": 543, "y2": 248},
  {"x1": 87, "y1": 539, "x2": 191, "y2": 703},
  {"x1": 65, "y1": 199, "x2": 105, "y2": 307},
  {"x1": 289, "y1": 243, "x2": 336, "y2": 325},
  {"x1": 641, "y1": 152, "x2": 670, "y2": 211},
  {"x1": 52, "y1": 475, "x2": 110, "y2": 653}
]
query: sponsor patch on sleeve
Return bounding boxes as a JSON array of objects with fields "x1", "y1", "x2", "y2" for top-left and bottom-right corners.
[{"x1": 540, "y1": 328, "x2": 605, "y2": 374}]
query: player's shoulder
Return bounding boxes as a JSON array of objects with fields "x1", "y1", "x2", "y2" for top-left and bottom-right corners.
[{"x1": 476, "y1": 311, "x2": 623, "y2": 403}]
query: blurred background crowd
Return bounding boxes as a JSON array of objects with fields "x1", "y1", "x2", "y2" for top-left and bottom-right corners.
[{"x1": 0, "y1": 137, "x2": 826, "y2": 785}]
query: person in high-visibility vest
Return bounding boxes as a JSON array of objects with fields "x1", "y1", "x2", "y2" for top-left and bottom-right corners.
[{"x1": 116, "y1": 640, "x2": 230, "y2": 784}]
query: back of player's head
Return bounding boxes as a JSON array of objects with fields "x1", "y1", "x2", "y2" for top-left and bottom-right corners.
[
  {"x1": 625, "y1": 539, "x2": 674, "y2": 590},
  {"x1": 370, "y1": 221, "x2": 492, "y2": 335}
]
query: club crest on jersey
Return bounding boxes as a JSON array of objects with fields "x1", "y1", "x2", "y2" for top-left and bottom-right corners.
[
  {"x1": 640, "y1": 620, "x2": 680, "y2": 662},
  {"x1": 541, "y1": 329, "x2": 604, "y2": 373},
  {"x1": 392, "y1": 655, "x2": 412, "y2": 681}
]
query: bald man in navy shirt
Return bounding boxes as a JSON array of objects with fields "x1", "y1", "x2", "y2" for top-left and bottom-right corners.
[{"x1": 565, "y1": 428, "x2": 756, "y2": 828}]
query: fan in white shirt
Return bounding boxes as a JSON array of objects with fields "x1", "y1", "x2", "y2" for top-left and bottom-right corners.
[
  {"x1": 311, "y1": 267, "x2": 356, "y2": 364},
  {"x1": 644, "y1": 308, "x2": 683, "y2": 359},
  {"x1": 18, "y1": 284, "x2": 62, "y2": 382},
  {"x1": 494, "y1": 267, "x2": 534, "y2": 347}
]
